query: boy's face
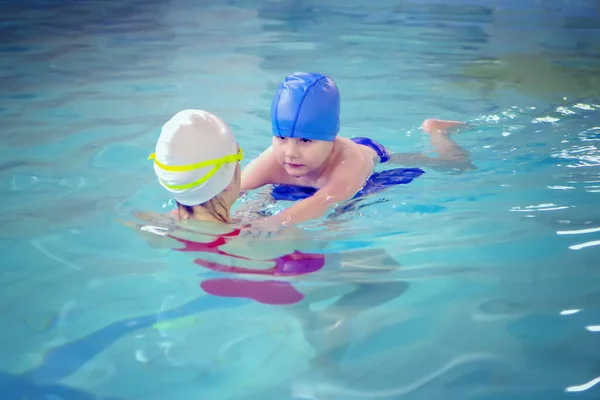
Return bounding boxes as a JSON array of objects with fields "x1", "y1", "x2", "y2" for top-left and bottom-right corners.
[{"x1": 272, "y1": 136, "x2": 334, "y2": 177}]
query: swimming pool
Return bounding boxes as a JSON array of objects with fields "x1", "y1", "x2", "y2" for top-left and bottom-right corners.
[{"x1": 1, "y1": 0, "x2": 600, "y2": 398}]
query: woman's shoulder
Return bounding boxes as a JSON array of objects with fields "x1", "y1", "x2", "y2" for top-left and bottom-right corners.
[{"x1": 135, "y1": 211, "x2": 179, "y2": 231}]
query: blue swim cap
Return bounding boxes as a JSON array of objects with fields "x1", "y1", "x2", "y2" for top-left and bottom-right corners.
[{"x1": 271, "y1": 72, "x2": 340, "y2": 142}]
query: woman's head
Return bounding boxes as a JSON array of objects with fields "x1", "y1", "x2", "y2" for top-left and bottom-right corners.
[{"x1": 150, "y1": 109, "x2": 242, "y2": 222}]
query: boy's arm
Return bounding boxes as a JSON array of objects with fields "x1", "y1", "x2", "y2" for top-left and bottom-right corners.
[
  {"x1": 259, "y1": 157, "x2": 373, "y2": 227},
  {"x1": 234, "y1": 186, "x2": 278, "y2": 221},
  {"x1": 240, "y1": 146, "x2": 279, "y2": 191},
  {"x1": 236, "y1": 148, "x2": 280, "y2": 220}
]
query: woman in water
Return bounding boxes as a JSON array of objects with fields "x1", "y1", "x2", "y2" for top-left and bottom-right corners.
[{"x1": 137, "y1": 108, "x2": 403, "y2": 270}]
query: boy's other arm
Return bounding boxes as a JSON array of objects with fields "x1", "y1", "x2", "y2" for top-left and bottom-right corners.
[
  {"x1": 261, "y1": 156, "x2": 373, "y2": 227},
  {"x1": 240, "y1": 146, "x2": 279, "y2": 191}
]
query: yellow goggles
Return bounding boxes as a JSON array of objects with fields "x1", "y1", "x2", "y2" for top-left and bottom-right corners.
[{"x1": 149, "y1": 148, "x2": 243, "y2": 191}]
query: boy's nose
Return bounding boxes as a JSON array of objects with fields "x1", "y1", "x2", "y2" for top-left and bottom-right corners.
[{"x1": 285, "y1": 142, "x2": 300, "y2": 158}]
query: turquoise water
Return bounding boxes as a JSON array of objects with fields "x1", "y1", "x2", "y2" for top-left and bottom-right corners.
[{"x1": 2, "y1": 0, "x2": 600, "y2": 398}]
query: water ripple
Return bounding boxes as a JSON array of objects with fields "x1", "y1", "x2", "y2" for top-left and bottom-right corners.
[{"x1": 1, "y1": 1, "x2": 600, "y2": 399}]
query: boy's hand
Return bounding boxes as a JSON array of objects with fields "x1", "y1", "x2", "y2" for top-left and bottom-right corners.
[
  {"x1": 239, "y1": 216, "x2": 309, "y2": 241},
  {"x1": 239, "y1": 218, "x2": 287, "y2": 239}
]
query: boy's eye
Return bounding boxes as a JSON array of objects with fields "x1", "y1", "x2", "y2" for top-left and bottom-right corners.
[
  {"x1": 300, "y1": 139, "x2": 312, "y2": 143},
  {"x1": 277, "y1": 136, "x2": 286, "y2": 140}
]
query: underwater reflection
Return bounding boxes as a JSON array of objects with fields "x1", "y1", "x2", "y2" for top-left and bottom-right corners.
[{"x1": 128, "y1": 213, "x2": 411, "y2": 380}]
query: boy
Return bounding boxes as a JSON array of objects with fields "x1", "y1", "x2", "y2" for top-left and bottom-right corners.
[{"x1": 241, "y1": 72, "x2": 472, "y2": 229}]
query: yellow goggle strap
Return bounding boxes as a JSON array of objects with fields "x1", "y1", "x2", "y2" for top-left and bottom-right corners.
[{"x1": 148, "y1": 148, "x2": 243, "y2": 191}]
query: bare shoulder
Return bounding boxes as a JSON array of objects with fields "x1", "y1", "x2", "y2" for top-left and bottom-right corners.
[
  {"x1": 340, "y1": 136, "x2": 380, "y2": 163},
  {"x1": 332, "y1": 137, "x2": 376, "y2": 172},
  {"x1": 135, "y1": 210, "x2": 178, "y2": 226},
  {"x1": 321, "y1": 137, "x2": 376, "y2": 188}
]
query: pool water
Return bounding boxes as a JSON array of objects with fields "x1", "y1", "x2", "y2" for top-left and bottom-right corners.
[{"x1": 2, "y1": 0, "x2": 600, "y2": 398}]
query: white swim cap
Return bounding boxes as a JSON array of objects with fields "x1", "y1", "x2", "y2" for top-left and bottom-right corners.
[{"x1": 150, "y1": 109, "x2": 241, "y2": 206}]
